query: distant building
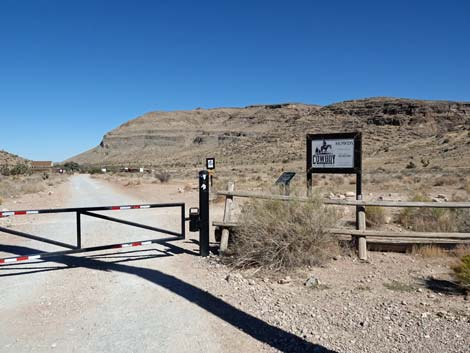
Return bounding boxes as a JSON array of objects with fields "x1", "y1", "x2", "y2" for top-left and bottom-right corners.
[{"x1": 31, "y1": 161, "x2": 53, "y2": 172}]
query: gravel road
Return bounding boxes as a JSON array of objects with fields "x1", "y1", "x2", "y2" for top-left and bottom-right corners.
[{"x1": 0, "y1": 175, "x2": 267, "y2": 353}]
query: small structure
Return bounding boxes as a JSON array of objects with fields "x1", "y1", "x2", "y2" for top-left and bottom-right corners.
[{"x1": 31, "y1": 161, "x2": 53, "y2": 172}]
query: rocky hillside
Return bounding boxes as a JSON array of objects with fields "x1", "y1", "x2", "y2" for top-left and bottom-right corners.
[
  {"x1": 0, "y1": 150, "x2": 29, "y2": 166},
  {"x1": 68, "y1": 97, "x2": 470, "y2": 178}
]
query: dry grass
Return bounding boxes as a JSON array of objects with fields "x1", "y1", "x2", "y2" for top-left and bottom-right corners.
[
  {"x1": 223, "y1": 195, "x2": 341, "y2": 271},
  {"x1": 0, "y1": 174, "x2": 67, "y2": 200},
  {"x1": 411, "y1": 245, "x2": 448, "y2": 258},
  {"x1": 365, "y1": 206, "x2": 386, "y2": 228},
  {"x1": 398, "y1": 193, "x2": 458, "y2": 232}
]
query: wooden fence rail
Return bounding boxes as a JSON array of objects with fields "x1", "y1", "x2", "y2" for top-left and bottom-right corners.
[{"x1": 213, "y1": 187, "x2": 470, "y2": 261}]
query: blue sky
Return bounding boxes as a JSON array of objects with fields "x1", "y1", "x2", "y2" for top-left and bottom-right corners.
[{"x1": 1, "y1": 0, "x2": 469, "y2": 161}]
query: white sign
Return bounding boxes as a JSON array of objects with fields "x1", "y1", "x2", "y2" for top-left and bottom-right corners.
[
  {"x1": 311, "y1": 138, "x2": 355, "y2": 168},
  {"x1": 206, "y1": 158, "x2": 215, "y2": 170}
]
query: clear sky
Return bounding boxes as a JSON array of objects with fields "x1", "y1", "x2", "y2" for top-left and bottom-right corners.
[{"x1": 1, "y1": 0, "x2": 469, "y2": 162}]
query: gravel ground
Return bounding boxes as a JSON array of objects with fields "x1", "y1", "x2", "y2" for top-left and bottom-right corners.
[
  {"x1": 1, "y1": 175, "x2": 469, "y2": 353},
  {"x1": 0, "y1": 175, "x2": 264, "y2": 353},
  {"x1": 197, "y1": 252, "x2": 470, "y2": 353}
]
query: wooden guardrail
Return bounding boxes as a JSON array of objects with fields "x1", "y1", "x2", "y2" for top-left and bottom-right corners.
[{"x1": 213, "y1": 187, "x2": 470, "y2": 260}]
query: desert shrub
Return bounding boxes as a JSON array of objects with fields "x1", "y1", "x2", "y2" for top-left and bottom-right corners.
[
  {"x1": 0, "y1": 166, "x2": 10, "y2": 176},
  {"x1": 398, "y1": 193, "x2": 457, "y2": 232},
  {"x1": 223, "y1": 196, "x2": 340, "y2": 271},
  {"x1": 10, "y1": 164, "x2": 30, "y2": 176},
  {"x1": 434, "y1": 175, "x2": 458, "y2": 187},
  {"x1": 155, "y1": 170, "x2": 171, "y2": 183},
  {"x1": 63, "y1": 161, "x2": 81, "y2": 172},
  {"x1": 453, "y1": 255, "x2": 470, "y2": 289},
  {"x1": 461, "y1": 178, "x2": 470, "y2": 194},
  {"x1": 365, "y1": 206, "x2": 386, "y2": 227},
  {"x1": 88, "y1": 168, "x2": 102, "y2": 175},
  {"x1": 331, "y1": 175, "x2": 345, "y2": 186}
]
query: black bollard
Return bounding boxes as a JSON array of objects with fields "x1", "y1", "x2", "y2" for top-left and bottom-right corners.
[{"x1": 199, "y1": 170, "x2": 210, "y2": 256}]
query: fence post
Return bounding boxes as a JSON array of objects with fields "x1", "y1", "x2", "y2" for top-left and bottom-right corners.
[
  {"x1": 199, "y1": 170, "x2": 210, "y2": 256},
  {"x1": 220, "y1": 181, "x2": 234, "y2": 252}
]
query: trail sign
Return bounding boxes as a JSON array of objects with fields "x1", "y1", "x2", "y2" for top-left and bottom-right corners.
[
  {"x1": 206, "y1": 158, "x2": 215, "y2": 170},
  {"x1": 306, "y1": 132, "x2": 363, "y2": 231},
  {"x1": 275, "y1": 172, "x2": 296, "y2": 186},
  {"x1": 307, "y1": 132, "x2": 361, "y2": 174},
  {"x1": 275, "y1": 172, "x2": 296, "y2": 196}
]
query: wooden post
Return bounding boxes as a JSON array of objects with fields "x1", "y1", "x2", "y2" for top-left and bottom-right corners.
[
  {"x1": 220, "y1": 181, "x2": 234, "y2": 252},
  {"x1": 357, "y1": 205, "x2": 367, "y2": 261}
]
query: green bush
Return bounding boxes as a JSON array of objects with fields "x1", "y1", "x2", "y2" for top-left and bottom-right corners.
[
  {"x1": 9, "y1": 164, "x2": 30, "y2": 176},
  {"x1": 453, "y1": 255, "x2": 470, "y2": 289},
  {"x1": 223, "y1": 195, "x2": 340, "y2": 271}
]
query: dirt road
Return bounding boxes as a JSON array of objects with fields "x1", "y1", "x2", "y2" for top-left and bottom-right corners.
[{"x1": 0, "y1": 175, "x2": 268, "y2": 353}]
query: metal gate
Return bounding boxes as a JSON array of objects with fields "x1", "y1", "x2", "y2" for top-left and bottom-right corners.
[
  {"x1": 0, "y1": 170, "x2": 212, "y2": 264},
  {"x1": 0, "y1": 202, "x2": 186, "y2": 264}
]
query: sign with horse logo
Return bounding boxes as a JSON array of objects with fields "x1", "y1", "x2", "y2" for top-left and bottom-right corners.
[
  {"x1": 306, "y1": 132, "x2": 362, "y2": 174},
  {"x1": 311, "y1": 138, "x2": 354, "y2": 168}
]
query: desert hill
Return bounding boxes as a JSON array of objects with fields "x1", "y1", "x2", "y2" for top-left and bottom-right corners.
[
  {"x1": 67, "y1": 97, "x2": 470, "y2": 179},
  {"x1": 0, "y1": 150, "x2": 29, "y2": 167}
]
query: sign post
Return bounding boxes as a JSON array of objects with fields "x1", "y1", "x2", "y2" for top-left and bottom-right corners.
[
  {"x1": 206, "y1": 158, "x2": 215, "y2": 187},
  {"x1": 199, "y1": 170, "x2": 210, "y2": 257},
  {"x1": 275, "y1": 172, "x2": 296, "y2": 196},
  {"x1": 306, "y1": 132, "x2": 364, "y2": 241}
]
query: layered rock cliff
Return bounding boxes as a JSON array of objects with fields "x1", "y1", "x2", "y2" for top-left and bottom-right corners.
[{"x1": 67, "y1": 97, "x2": 470, "y2": 175}]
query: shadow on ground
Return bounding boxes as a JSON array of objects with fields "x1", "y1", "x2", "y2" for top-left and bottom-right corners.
[
  {"x1": 422, "y1": 277, "x2": 466, "y2": 296},
  {"x1": 0, "y1": 243, "x2": 339, "y2": 353}
]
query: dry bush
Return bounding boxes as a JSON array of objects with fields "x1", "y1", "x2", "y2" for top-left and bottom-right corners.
[
  {"x1": 331, "y1": 175, "x2": 345, "y2": 186},
  {"x1": 452, "y1": 245, "x2": 470, "y2": 258},
  {"x1": 365, "y1": 206, "x2": 386, "y2": 227},
  {"x1": 223, "y1": 195, "x2": 340, "y2": 271},
  {"x1": 398, "y1": 193, "x2": 457, "y2": 232},
  {"x1": 463, "y1": 179, "x2": 470, "y2": 194},
  {"x1": 433, "y1": 175, "x2": 459, "y2": 187},
  {"x1": 154, "y1": 170, "x2": 171, "y2": 183},
  {"x1": 453, "y1": 255, "x2": 470, "y2": 289},
  {"x1": 411, "y1": 245, "x2": 448, "y2": 258}
]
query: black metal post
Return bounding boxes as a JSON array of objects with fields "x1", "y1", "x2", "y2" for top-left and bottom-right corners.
[
  {"x1": 76, "y1": 212, "x2": 82, "y2": 248},
  {"x1": 199, "y1": 170, "x2": 210, "y2": 257},
  {"x1": 356, "y1": 172, "x2": 363, "y2": 230},
  {"x1": 181, "y1": 204, "x2": 186, "y2": 239}
]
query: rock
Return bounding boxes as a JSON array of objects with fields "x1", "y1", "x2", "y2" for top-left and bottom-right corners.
[
  {"x1": 436, "y1": 194, "x2": 447, "y2": 199},
  {"x1": 304, "y1": 276, "x2": 321, "y2": 288},
  {"x1": 345, "y1": 191, "x2": 356, "y2": 198},
  {"x1": 177, "y1": 187, "x2": 184, "y2": 193},
  {"x1": 225, "y1": 273, "x2": 244, "y2": 283},
  {"x1": 278, "y1": 276, "x2": 292, "y2": 284}
]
